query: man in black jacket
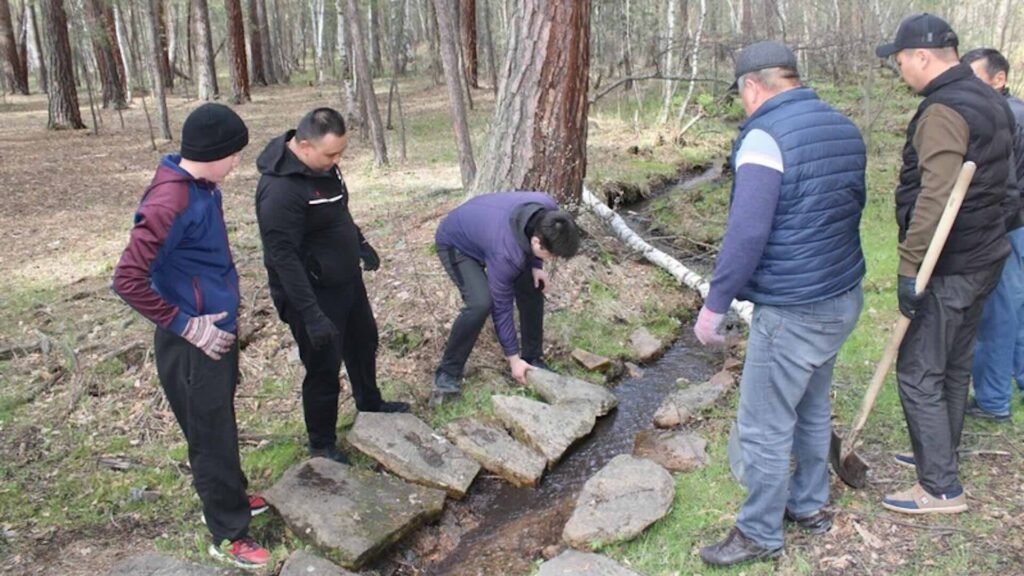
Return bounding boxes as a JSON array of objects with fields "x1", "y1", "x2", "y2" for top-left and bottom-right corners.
[{"x1": 256, "y1": 107, "x2": 408, "y2": 463}]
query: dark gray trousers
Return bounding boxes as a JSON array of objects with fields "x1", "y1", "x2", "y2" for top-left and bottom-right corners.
[
  {"x1": 896, "y1": 265, "x2": 1002, "y2": 495},
  {"x1": 436, "y1": 246, "x2": 544, "y2": 379}
]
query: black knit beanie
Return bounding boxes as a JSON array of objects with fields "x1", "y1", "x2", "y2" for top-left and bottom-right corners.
[{"x1": 180, "y1": 103, "x2": 249, "y2": 162}]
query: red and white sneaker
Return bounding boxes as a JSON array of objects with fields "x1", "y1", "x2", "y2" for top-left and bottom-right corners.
[
  {"x1": 201, "y1": 495, "x2": 270, "y2": 524},
  {"x1": 208, "y1": 537, "x2": 271, "y2": 569}
]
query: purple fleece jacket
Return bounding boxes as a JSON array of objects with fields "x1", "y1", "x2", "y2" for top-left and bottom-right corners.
[{"x1": 435, "y1": 192, "x2": 557, "y2": 356}]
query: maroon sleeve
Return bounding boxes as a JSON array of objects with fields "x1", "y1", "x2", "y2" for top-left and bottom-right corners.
[{"x1": 112, "y1": 183, "x2": 190, "y2": 333}]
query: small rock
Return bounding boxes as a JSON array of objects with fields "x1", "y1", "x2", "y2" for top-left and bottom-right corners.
[
  {"x1": 629, "y1": 328, "x2": 664, "y2": 363},
  {"x1": 444, "y1": 418, "x2": 546, "y2": 487},
  {"x1": 537, "y1": 550, "x2": 642, "y2": 576},
  {"x1": 723, "y1": 356, "x2": 743, "y2": 373},
  {"x1": 280, "y1": 550, "x2": 358, "y2": 576},
  {"x1": 625, "y1": 362, "x2": 644, "y2": 379},
  {"x1": 571, "y1": 348, "x2": 612, "y2": 372},
  {"x1": 527, "y1": 369, "x2": 618, "y2": 416},
  {"x1": 563, "y1": 454, "x2": 675, "y2": 548},
  {"x1": 542, "y1": 545, "x2": 563, "y2": 560},
  {"x1": 633, "y1": 430, "x2": 709, "y2": 472},
  {"x1": 653, "y1": 370, "x2": 735, "y2": 428},
  {"x1": 107, "y1": 553, "x2": 229, "y2": 575},
  {"x1": 492, "y1": 395, "x2": 597, "y2": 466}
]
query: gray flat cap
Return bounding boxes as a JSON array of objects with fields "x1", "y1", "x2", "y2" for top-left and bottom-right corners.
[{"x1": 731, "y1": 41, "x2": 798, "y2": 91}]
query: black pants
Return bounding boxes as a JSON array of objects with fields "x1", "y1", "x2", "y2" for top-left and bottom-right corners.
[
  {"x1": 281, "y1": 279, "x2": 382, "y2": 449},
  {"x1": 897, "y1": 265, "x2": 1002, "y2": 495},
  {"x1": 154, "y1": 328, "x2": 249, "y2": 544},
  {"x1": 436, "y1": 246, "x2": 544, "y2": 379}
]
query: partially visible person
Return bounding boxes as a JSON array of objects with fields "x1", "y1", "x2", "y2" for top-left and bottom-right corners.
[
  {"x1": 430, "y1": 192, "x2": 580, "y2": 407},
  {"x1": 113, "y1": 103, "x2": 270, "y2": 569},
  {"x1": 695, "y1": 40, "x2": 866, "y2": 567},
  {"x1": 961, "y1": 47, "x2": 1024, "y2": 422},
  {"x1": 875, "y1": 14, "x2": 1015, "y2": 515},
  {"x1": 255, "y1": 108, "x2": 409, "y2": 464}
]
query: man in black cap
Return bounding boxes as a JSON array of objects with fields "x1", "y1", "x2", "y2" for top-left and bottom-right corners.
[
  {"x1": 255, "y1": 107, "x2": 409, "y2": 464},
  {"x1": 876, "y1": 14, "x2": 1015, "y2": 514},
  {"x1": 113, "y1": 103, "x2": 271, "y2": 569},
  {"x1": 696, "y1": 41, "x2": 866, "y2": 566}
]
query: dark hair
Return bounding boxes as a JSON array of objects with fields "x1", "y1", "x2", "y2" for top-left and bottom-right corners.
[
  {"x1": 295, "y1": 107, "x2": 346, "y2": 142},
  {"x1": 535, "y1": 210, "x2": 580, "y2": 258},
  {"x1": 961, "y1": 48, "x2": 1010, "y2": 80}
]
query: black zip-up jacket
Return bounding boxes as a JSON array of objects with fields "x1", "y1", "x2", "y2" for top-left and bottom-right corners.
[{"x1": 256, "y1": 130, "x2": 365, "y2": 321}]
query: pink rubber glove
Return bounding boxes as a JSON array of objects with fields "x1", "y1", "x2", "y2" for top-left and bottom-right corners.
[
  {"x1": 694, "y1": 305, "x2": 726, "y2": 346},
  {"x1": 182, "y1": 311, "x2": 236, "y2": 360}
]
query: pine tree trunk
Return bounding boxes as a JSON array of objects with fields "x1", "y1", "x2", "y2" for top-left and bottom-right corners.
[
  {"x1": 192, "y1": 0, "x2": 217, "y2": 99},
  {"x1": 155, "y1": 0, "x2": 171, "y2": 87},
  {"x1": 257, "y1": 0, "x2": 275, "y2": 82},
  {"x1": 433, "y1": 0, "x2": 474, "y2": 189},
  {"x1": 270, "y1": 0, "x2": 287, "y2": 81},
  {"x1": 343, "y1": 0, "x2": 387, "y2": 166},
  {"x1": 368, "y1": 0, "x2": 382, "y2": 75},
  {"x1": 459, "y1": 0, "x2": 477, "y2": 88},
  {"x1": 84, "y1": 0, "x2": 126, "y2": 108},
  {"x1": 473, "y1": 0, "x2": 590, "y2": 204},
  {"x1": 41, "y1": 0, "x2": 85, "y2": 128},
  {"x1": 25, "y1": 1, "x2": 44, "y2": 92},
  {"x1": 247, "y1": 0, "x2": 265, "y2": 84},
  {"x1": 224, "y1": 0, "x2": 250, "y2": 102},
  {"x1": 424, "y1": 0, "x2": 440, "y2": 85},
  {"x1": 479, "y1": 0, "x2": 495, "y2": 94},
  {"x1": 104, "y1": 3, "x2": 127, "y2": 95},
  {"x1": 0, "y1": 0, "x2": 28, "y2": 93},
  {"x1": 143, "y1": 0, "x2": 170, "y2": 137},
  {"x1": 388, "y1": 0, "x2": 406, "y2": 160}
]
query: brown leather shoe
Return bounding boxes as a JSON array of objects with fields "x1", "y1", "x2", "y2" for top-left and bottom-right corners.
[
  {"x1": 700, "y1": 527, "x2": 782, "y2": 567},
  {"x1": 784, "y1": 509, "x2": 832, "y2": 535}
]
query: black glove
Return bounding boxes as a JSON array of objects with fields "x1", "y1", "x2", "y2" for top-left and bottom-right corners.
[
  {"x1": 305, "y1": 312, "x2": 339, "y2": 350},
  {"x1": 359, "y1": 241, "x2": 380, "y2": 271},
  {"x1": 897, "y1": 275, "x2": 927, "y2": 319}
]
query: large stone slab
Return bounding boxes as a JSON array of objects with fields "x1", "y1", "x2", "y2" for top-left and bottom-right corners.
[
  {"x1": 443, "y1": 418, "x2": 546, "y2": 487},
  {"x1": 563, "y1": 454, "x2": 674, "y2": 548},
  {"x1": 633, "y1": 430, "x2": 709, "y2": 472},
  {"x1": 107, "y1": 553, "x2": 230, "y2": 575},
  {"x1": 347, "y1": 412, "x2": 480, "y2": 499},
  {"x1": 280, "y1": 550, "x2": 357, "y2": 576},
  {"x1": 492, "y1": 395, "x2": 597, "y2": 466},
  {"x1": 527, "y1": 368, "x2": 619, "y2": 416},
  {"x1": 263, "y1": 458, "x2": 445, "y2": 570},
  {"x1": 537, "y1": 550, "x2": 643, "y2": 576},
  {"x1": 571, "y1": 348, "x2": 613, "y2": 372},
  {"x1": 653, "y1": 370, "x2": 735, "y2": 428},
  {"x1": 629, "y1": 327, "x2": 664, "y2": 363}
]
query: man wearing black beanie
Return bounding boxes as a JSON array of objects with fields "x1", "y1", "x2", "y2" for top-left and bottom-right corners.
[{"x1": 113, "y1": 103, "x2": 270, "y2": 569}]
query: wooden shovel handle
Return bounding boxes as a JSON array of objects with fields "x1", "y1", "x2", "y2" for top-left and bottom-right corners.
[{"x1": 843, "y1": 161, "x2": 976, "y2": 452}]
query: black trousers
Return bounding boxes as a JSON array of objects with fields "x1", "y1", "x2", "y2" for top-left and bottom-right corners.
[
  {"x1": 896, "y1": 265, "x2": 1002, "y2": 495},
  {"x1": 436, "y1": 246, "x2": 544, "y2": 379},
  {"x1": 154, "y1": 328, "x2": 249, "y2": 544},
  {"x1": 282, "y1": 279, "x2": 382, "y2": 449}
]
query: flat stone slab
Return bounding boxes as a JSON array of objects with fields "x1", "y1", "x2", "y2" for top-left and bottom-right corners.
[
  {"x1": 633, "y1": 430, "x2": 709, "y2": 472},
  {"x1": 281, "y1": 550, "x2": 357, "y2": 576},
  {"x1": 492, "y1": 395, "x2": 597, "y2": 466},
  {"x1": 444, "y1": 417, "x2": 546, "y2": 487},
  {"x1": 571, "y1": 348, "x2": 612, "y2": 372},
  {"x1": 527, "y1": 368, "x2": 618, "y2": 416},
  {"x1": 653, "y1": 370, "x2": 735, "y2": 428},
  {"x1": 629, "y1": 327, "x2": 664, "y2": 363},
  {"x1": 263, "y1": 458, "x2": 445, "y2": 570},
  {"x1": 537, "y1": 550, "x2": 643, "y2": 576},
  {"x1": 107, "y1": 553, "x2": 230, "y2": 575},
  {"x1": 347, "y1": 412, "x2": 480, "y2": 499},
  {"x1": 563, "y1": 454, "x2": 674, "y2": 548}
]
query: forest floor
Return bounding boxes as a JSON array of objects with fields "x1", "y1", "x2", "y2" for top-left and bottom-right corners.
[{"x1": 0, "y1": 73, "x2": 1022, "y2": 576}]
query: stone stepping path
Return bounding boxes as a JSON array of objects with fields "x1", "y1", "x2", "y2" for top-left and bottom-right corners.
[
  {"x1": 527, "y1": 368, "x2": 619, "y2": 416},
  {"x1": 444, "y1": 417, "x2": 547, "y2": 487},
  {"x1": 633, "y1": 429, "x2": 709, "y2": 472},
  {"x1": 562, "y1": 454, "x2": 675, "y2": 548},
  {"x1": 107, "y1": 553, "x2": 231, "y2": 575},
  {"x1": 653, "y1": 369, "x2": 735, "y2": 428},
  {"x1": 347, "y1": 412, "x2": 480, "y2": 499},
  {"x1": 492, "y1": 394, "x2": 598, "y2": 466},
  {"x1": 280, "y1": 550, "x2": 357, "y2": 576},
  {"x1": 571, "y1": 348, "x2": 613, "y2": 372},
  {"x1": 263, "y1": 457, "x2": 445, "y2": 570},
  {"x1": 537, "y1": 550, "x2": 644, "y2": 575}
]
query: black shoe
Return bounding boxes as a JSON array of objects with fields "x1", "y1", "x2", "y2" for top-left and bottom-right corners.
[
  {"x1": 428, "y1": 387, "x2": 461, "y2": 409},
  {"x1": 700, "y1": 527, "x2": 782, "y2": 567},
  {"x1": 783, "y1": 509, "x2": 832, "y2": 535},
  {"x1": 434, "y1": 370, "x2": 461, "y2": 391},
  {"x1": 365, "y1": 401, "x2": 410, "y2": 413},
  {"x1": 965, "y1": 398, "x2": 1011, "y2": 422},
  {"x1": 522, "y1": 357, "x2": 552, "y2": 372},
  {"x1": 309, "y1": 444, "x2": 349, "y2": 464}
]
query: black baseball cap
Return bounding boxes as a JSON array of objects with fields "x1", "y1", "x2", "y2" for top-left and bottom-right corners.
[
  {"x1": 875, "y1": 13, "x2": 959, "y2": 58},
  {"x1": 730, "y1": 41, "x2": 798, "y2": 91}
]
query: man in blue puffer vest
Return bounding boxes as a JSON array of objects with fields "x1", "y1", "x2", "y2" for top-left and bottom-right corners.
[{"x1": 694, "y1": 41, "x2": 866, "y2": 566}]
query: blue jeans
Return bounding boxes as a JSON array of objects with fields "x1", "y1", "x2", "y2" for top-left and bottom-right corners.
[
  {"x1": 971, "y1": 228, "x2": 1024, "y2": 416},
  {"x1": 736, "y1": 285, "x2": 862, "y2": 549}
]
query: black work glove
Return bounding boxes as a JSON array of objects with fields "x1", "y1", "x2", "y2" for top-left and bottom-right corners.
[
  {"x1": 359, "y1": 241, "x2": 380, "y2": 272},
  {"x1": 305, "y1": 312, "x2": 339, "y2": 350},
  {"x1": 897, "y1": 275, "x2": 927, "y2": 319}
]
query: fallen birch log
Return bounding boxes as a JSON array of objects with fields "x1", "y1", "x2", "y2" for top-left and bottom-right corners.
[{"x1": 581, "y1": 184, "x2": 753, "y2": 326}]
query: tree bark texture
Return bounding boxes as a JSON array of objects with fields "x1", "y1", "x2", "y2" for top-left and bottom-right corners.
[
  {"x1": 225, "y1": 0, "x2": 250, "y2": 102},
  {"x1": 343, "y1": 0, "x2": 388, "y2": 166},
  {"x1": 479, "y1": 0, "x2": 496, "y2": 94},
  {"x1": 84, "y1": 0, "x2": 126, "y2": 108},
  {"x1": 368, "y1": 0, "x2": 382, "y2": 74},
  {"x1": 473, "y1": 0, "x2": 590, "y2": 205},
  {"x1": 42, "y1": 0, "x2": 85, "y2": 128},
  {"x1": 432, "y1": 0, "x2": 475, "y2": 189},
  {"x1": 25, "y1": 1, "x2": 45, "y2": 92},
  {"x1": 459, "y1": 0, "x2": 477, "y2": 88},
  {"x1": 257, "y1": 0, "x2": 275, "y2": 83},
  {"x1": 154, "y1": 0, "x2": 171, "y2": 87},
  {"x1": 0, "y1": 0, "x2": 28, "y2": 93},
  {"x1": 192, "y1": 0, "x2": 218, "y2": 99},
  {"x1": 247, "y1": 0, "x2": 266, "y2": 84},
  {"x1": 143, "y1": 0, "x2": 170, "y2": 137}
]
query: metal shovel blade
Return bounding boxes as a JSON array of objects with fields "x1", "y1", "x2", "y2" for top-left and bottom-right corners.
[{"x1": 829, "y1": 429, "x2": 869, "y2": 489}]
